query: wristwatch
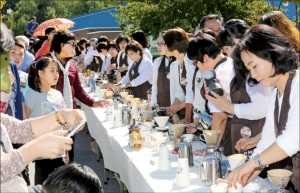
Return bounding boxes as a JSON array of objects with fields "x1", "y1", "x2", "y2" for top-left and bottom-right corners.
[{"x1": 252, "y1": 154, "x2": 267, "y2": 170}]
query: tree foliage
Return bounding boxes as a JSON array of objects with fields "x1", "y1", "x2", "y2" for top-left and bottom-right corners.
[
  {"x1": 1, "y1": 0, "x2": 120, "y2": 35},
  {"x1": 117, "y1": 0, "x2": 275, "y2": 37}
]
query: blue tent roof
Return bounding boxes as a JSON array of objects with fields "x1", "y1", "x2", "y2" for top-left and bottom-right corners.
[
  {"x1": 70, "y1": 7, "x2": 120, "y2": 31},
  {"x1": 268, "y1": 0, "x2": 298, "y2": 20}
]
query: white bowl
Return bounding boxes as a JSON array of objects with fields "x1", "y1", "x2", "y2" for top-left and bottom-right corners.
[{"x1": 227, "y1": 154, "x2": 247, "y2": 170}]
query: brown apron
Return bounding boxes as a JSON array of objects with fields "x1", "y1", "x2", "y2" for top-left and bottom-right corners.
[
  {"x1": 230, "y1": 77, "x2": 265, "y2": 154},
  {"x1": 128, "y1": 58, "x2": 151, "y2": 100},
  {"x1": 157, "y1": 56, "x2": 171, "y2": 107},
  {"x1": 177, "y1": 61, "x2": 187, "y2": 119},
  {"x1": 270, "y1": 71, "x2": 299, "y2": 193}
]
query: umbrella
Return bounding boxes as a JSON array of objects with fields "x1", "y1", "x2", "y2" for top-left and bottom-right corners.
[{"x1": 33, "y1": 18, "x2": 74, "y2": 37}]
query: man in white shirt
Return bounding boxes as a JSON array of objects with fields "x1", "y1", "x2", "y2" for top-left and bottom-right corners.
[{"x1": 187, "y1": 34, "x2": 235, "y2": 155}]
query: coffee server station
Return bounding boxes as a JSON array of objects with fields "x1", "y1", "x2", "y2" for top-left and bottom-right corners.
[{"x1": 80, "y1": 74, "x2": 283, "y2": 193}]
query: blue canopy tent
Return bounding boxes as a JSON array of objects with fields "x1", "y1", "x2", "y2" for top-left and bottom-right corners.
[
  {"x1": 267, "y1": 0, "x2": 299, "y2": 21},
  {"x1": 70, "y1": 7, "x2": 122, "y2": 39}
]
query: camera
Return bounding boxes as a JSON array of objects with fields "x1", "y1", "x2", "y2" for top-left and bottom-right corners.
[{"x1": 202, "y1": 70, "x2": 224, "y2": 97}]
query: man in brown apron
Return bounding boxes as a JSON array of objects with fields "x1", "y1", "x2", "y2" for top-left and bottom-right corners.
[{"x1": 127, "y1": 58, "x2": 151, "y2": 100}]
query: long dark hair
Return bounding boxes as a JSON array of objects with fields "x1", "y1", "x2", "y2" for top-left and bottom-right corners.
[{"x1": 28, "y1": 57, "x2": 57, "y2": 92}]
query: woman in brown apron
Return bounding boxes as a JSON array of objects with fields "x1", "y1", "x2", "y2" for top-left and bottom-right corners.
[
  {"x1": 162, "y1": 28, "x2": 189, "y2": 120},
  {"x1": 119, "y1": 40, "x2": 152, "y2": 100},
  {"x1": 151, "y1": 34, "x2": 174, "y2": 108},
  {"x1": 116, "y1": 35, "x2": 130, "y2": 77},
  {"x1": 227, "y1": 25, "x2": 299, "y2": 192}
]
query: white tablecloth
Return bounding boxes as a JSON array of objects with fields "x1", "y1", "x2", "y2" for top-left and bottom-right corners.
[{"x1": 81, "y1": 102, "x2": 212, "y2": 193}]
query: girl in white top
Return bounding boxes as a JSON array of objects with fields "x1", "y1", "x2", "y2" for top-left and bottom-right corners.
[
  {"x1": 24, "y1": 57, "x2": 65, "y2": 118},
  {"x1": 226, "y1": 25, "x2": 299, "y2": 191}
]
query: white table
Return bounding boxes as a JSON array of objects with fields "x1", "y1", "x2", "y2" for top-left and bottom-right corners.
[{"x1": 81, "y1": 102, "x2": 213, "y2": 193}]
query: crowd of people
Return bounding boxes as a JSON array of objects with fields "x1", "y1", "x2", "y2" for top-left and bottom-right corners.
[{"x1": 0, "y1": 9, "x2": 299, "y2": 193}]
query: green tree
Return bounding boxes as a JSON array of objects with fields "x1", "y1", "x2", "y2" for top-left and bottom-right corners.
[{"x1": 117, "y1": 0, "x2": 275, "y2": 38}]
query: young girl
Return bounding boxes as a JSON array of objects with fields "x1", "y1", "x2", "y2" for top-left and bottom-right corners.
[
  {"x1": 24, "y1": 57, "x2": 65, "y2": 118},
  {"x1": 24, "y1": 57, "x2": 67, "y2": 185},
  {"x1": 226, "y1": 25, "x2": 299, "y2": 192}
]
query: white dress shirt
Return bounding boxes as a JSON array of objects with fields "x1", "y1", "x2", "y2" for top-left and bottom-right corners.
[
  {"x1": 151, "y1": 56, "x2": 170, "y2": 106},
  {"x1": 208, "y1": 57, "x2": 235, "y2": 113},
  {"x1": 99, "y1": 53, "x2": 111, "y2": 73},
  {"x1": 253, "y1": 70, "x2": 299, "y2": 157},
  {"x1": 185, "y1": 55, "x2": 196, "y2": 104},
  {"x1": 233, "y1": 80, "x2": 273, "y2": 120},
  {"x1": 169, "y1": 60, "x2": 186, "y2": 104},
  {"x1": 143, "y1": 48, "x2": 153, "y2": 62},
  {"x1": 121, "y1": 57, "x2": 153, "y2": 87}
]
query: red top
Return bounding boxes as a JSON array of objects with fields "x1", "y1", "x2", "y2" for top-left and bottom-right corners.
[
  {"x1": 56, "y1": 60, "x2": 94, "y2": 108},
  {"x1": 35, "y1": 40, "x2": 50, "y2": 60}
]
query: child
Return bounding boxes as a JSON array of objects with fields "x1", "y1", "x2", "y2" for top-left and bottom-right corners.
[
  {"x1": 25, "y1": 57, "x2": 65, "y2": 118},
  {"x1": 24, "y1": 57, "x2": 66, "y2": 184},
  {"x1": 31, "y1": 163, "x2": 103, "y2": 193}
]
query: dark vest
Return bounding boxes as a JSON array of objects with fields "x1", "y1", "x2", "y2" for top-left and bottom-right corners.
[
  {"x1": 178, "y1": 61, "x2": 187, "y2": 94},
  {"x1": 118, "y1": 51, "x2": 129, "y2": 76},
  {"x1": 230, "y1": 77, "x2": 265, "y2": 154},
  {"x1": 271, "y1": 71, "x2": 299, "y2": 193},
  {"x1": 128, "y1": 58, "x2": 151, "y2": 100},
  {"x1": 176, "y1": 61, "x2": 187, "y2": 119},
  {"x1": 157, "y1": 56, "x2": 171, "y2": 107},
  {"x1": 107, "y1": 57, "x2": 118, "y2": 83}
]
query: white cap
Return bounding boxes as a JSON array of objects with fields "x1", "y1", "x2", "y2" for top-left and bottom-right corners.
[{"x1": 15, "y1": 35, "x2": 29, "y2": 50}]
